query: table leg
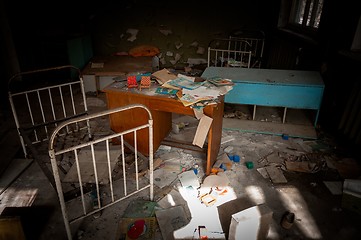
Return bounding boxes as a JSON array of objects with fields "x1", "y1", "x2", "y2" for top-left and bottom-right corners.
[{"x1": 204, "y1": 100, "x2": 224, "y2": 175}]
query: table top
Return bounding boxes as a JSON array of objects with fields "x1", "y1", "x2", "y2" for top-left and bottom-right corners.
[
  {"x1": 103, "y1": 81, "x2": 177, "y2": 100},
  {"x1": 201, "y1": 67, "x2": 324, "y2": 86},
  {"x1": 81, "y1": 55, "x2": 154, "y2": 76},
  {"x1": 103, "y1": 81, "x2": 224, "y2": 115}
]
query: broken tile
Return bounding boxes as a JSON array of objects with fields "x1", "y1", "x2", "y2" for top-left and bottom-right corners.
[{"x1": 265, "y1": 165, "x2": 287, "y2": 183}]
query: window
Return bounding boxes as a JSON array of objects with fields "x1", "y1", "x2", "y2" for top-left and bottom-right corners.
[{"x1": 290, "y1": 0, "x2": 323, "y2": 29}]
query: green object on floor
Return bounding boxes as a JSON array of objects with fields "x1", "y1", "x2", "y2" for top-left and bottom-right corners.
[
  {"x1": 123, "y1": 199, "x2": 158, "y2": 218},
  {"x1": 245, "y1": 161, "x2": 254, "y2": 169}
]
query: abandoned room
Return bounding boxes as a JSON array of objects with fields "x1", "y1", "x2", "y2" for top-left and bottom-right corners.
[{"x1": 1, "y1": 0, "x2": 361, "y2": 239}]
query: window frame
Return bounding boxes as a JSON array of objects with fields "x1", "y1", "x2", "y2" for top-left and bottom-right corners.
[{"x1": 279, "y1": 0, "x2": 323, "y2": 38}]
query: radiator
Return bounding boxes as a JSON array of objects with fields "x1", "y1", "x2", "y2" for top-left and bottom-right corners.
[
  {"x1": 338, "y1": 81, "x2": 361, "y2": 146},
  {"x1": 266, "y1": 36, "x2": 298, "y2": 69}
]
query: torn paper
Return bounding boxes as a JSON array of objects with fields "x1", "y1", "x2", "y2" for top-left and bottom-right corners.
[
  {"x1": 159, "y1": 29, "x2": 172, "y2": 36},
  {"x1": 193, "y1": 108, "x2": 204, "y2": 120},
  {"x1": 175, "y1": 41, "x2": 183, "y2": 49},
  {"x1": 152, "y1": 68, "x2": 177, "y2": 84},
  {"x1": 196, "y1": 46, "x2": 205, "y2": 54},
  {"x1": 126, "y1": 28, "x2": 138, "y2": 42}
]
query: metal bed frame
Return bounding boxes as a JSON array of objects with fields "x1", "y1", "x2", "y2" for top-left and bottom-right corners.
[
  {"x1": 207, "y1": 30, "x2": 265, "y2": 69},
  {"x1": 229, "y1": 30, "x2": 265, "y2": 68},
  {"x1": 8, "y1": 65, "x2": 91, "y2": 189},
  {"x1": 8, "y1": 66, "x2": 154, "y2": 239},
  {"x1": 207, "y1": 38, "x2": 252, "y2": 68},
  {"x1": 49, "y1": 104, "x2": 154, "y2": 239}
]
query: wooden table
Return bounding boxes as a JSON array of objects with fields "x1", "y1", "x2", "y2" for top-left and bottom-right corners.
[
  {"x1": 103, "y1": 83, "x2": 224, "y2": 175},
  {"x1": 202, "y1": 67, "x2": 324, "y2": 127}
]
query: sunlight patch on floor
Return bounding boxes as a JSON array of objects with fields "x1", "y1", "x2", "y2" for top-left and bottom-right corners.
[
  {"x1": 172, "y1": 185, "x2": 237, "y2": 239},
  {"x1": 245, "y1": 185, "x2": 266, "y2": 205},
  {"x1": 277, "y1": 186, "x2": 322, "y2": 239}
]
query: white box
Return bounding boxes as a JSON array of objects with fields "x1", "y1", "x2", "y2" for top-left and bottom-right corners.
[
  {"x1": 229, "y1": 204, "x2": 273, "y2": 240},
  {"x1": 83, "y1": 75, "x2": 117, "y2": 93}
]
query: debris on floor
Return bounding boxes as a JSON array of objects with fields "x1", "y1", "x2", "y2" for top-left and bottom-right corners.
[
  {"x1": 116, "y1": 199, "x2": 158, "y2": 240},
  {"x1": 3, "y1": 99, "x2": 361, "y2": 240},
  {"x1": 155, "y1": 205, "x2": 189, "y2": 240}
]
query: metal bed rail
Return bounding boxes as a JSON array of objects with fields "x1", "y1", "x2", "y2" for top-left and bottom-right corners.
[
  {"x1": 207, "y1": 38, "x2": 252, "y2": 68},
  {"x1": 229, "y1": 29, "x2": 265, "y2": 68},
  {"x1": 8, "y1": 65, "x2": 90, "y2": 158},
  {"x1": 48, "y1": 104, "x2": 154, "y2": 240}
]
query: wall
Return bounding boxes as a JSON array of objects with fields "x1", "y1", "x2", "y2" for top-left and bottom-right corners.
[{"x1": 89, "y1": 0, "x2": 277, "y2": 69}]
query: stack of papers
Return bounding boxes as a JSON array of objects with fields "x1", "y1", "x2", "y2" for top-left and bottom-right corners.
[{"x1": 152, "y1": 68, "x2": 233, "y2": 107}]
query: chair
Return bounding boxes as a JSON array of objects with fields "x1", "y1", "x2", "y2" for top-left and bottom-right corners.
[
  {"x1": 127, "y1": 75, "x2": 138, "y2": 88},
  {"x1": 139, "y1": 76, "x2": 151, "y2": 90}
]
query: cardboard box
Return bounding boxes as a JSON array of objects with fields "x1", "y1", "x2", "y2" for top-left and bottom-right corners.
[{"x1": 228, "y1": 204, "x2": 273, "y2": 240}]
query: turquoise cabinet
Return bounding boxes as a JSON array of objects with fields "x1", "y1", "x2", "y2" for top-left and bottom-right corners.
[{"x1": 201, "y1": 67, "x2": 325, "y2": 126}]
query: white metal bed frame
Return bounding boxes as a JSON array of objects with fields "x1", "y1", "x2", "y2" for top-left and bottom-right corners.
[
  {"x1": 8, "y1": 65, "x2": 91, "y2": 189},
  {"x1": 207, "y1": 38, "x2": 252, "y2": 68},
  {"x1": 49, "y1": 104, "x2": 154, "y2": 240},
  {"x1": 207, "y1": 31, "x2": 266, "y2": 122},
  {"x1": 207, "y1": 30, "x2": 265, "y2": 69},
  {"x1": 229, "y1": 34, "x2": 265, "y2": 68},
  {"x1": 8, "y1": 66, "x2": 154, "y2": 240}
]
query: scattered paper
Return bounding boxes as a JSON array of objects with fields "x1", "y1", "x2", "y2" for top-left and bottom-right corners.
[
  {"x1": 167, "y1": 77, "x2": 205, "y2": 90},
  {"x1": 175, "y1": 41, "x2": 183, "y2": 49},
  {"x1": 152, "y1": 68, "x2": 177, "y2": 84},
  {"x1": 152, "y1": 168, "x2": 178, "y2": 189},
  {"x1": 178, "y1": 74, "x2": 195, "y2": 82},
  {"x1": 202, "y1": 172, "x2": 230, "y2": 188},
  {"x1": 190, "y1": 41, "x2": 198, "y2": 47},
  {"x1": 126, "y1": 28, "x2": 139, "y2": 42},
  {"x1": 197, "y1": 46, "x2": 205, "y2": 54},
  {"x1": 159, "y1": 29, "x2": 172, "y2": 36},
  {"x1": 183, "y1": 86, "x2": 221, "y2": 99},
  {"x1": 193, "y1": 108, "x2": 204, "y2": 120},
  {"x1": 178, "y1": 170, "x2": 200, "y2": 188},
  {"x1": 155, "y1": 206, "x2": 189, "y2": 240}
]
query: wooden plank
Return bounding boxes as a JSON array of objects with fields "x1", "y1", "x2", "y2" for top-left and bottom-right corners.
[
  {"x1": 265, "y1": 165, "x2": 287, "y2": 184},
  {"x1": 193, "y1": 115, "x2": 213, "y2": 148},
  {"x1": 0, "y1": 158, "x2": 33, "y2": 195}
]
